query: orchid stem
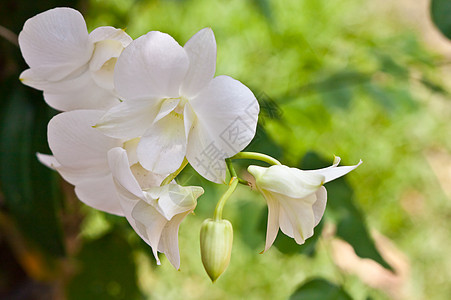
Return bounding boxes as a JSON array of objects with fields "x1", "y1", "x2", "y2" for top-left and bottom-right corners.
[
  {"x1": 231, "y1": 152, "x2": 282, "y2": 166},
  {"x1": 160, "y1": 157, "x2": 189, "y2": 186},
  {"x1": 213, "y1": 177, "x2": 238, "y2": 221},
  {"x1": 226, "y1": 158, "x2": 249, "y2": 186}
]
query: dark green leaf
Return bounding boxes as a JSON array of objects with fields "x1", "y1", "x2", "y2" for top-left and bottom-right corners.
[
  {"x1": 321, "y1": 85, "x2": 353, "y2": 110},
  {"x1": 431, "y1": 0, "x2": 451, "y2": 40},
  {"x1": 0, "y1": 87, "x2": 64, "y2": 258},
  {"x1": 289, "y1": 278, "x2": 352, "y2": 300},
  {"x1": 66, "y1": 232, "x2": 142, "y2": 300}
]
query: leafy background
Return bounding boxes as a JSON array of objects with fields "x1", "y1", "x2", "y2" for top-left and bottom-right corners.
[{"x1": 1, "y1": 0, "x2": 451, "y2": 299}]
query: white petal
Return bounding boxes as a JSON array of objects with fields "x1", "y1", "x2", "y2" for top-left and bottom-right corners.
[
  {"x1": 185, "y1": 128, "x2": 227, "y2": 183},
  {"x1": 248, "y1": 165, "x2": 324, "y2": 198},
  {"x1": 48, "y1": 110, "x2": 122, "y2": 168},
  {"x1": 37, "y1": 152, "x2": 99, "y2": 183},
  {"x1": 108, "y1": 148, "x2": 159, "y2": 260},
  {"x1": 308, "y1": 159, "x2": 362, "y2": 183},
  {"x1": 36, "y1": 153, "x2": 59, "y2": 170},
  {"x1": 89, "y1": 40, "x2": 123, "y2": 73},
  {"x1": 123, "y1": 138, "x2": 140, "y2": 166},
  {"x1": 74, "y1": 174, "x2": 124, "y2": 216},
  {"x1": 153, "y1": 98, "x2": 180, "y2": 124},
  {"x1": 19, "y1": 7, "x2": 92, "y2": 80},
  {"x1": 143, "y1": 184, "x2": 200, "y2": 220},
  {"x1": 42, "y1": 70, "x2": 120, "y2": 111},
  {"x1": 114, "y1": 31, "x2": 189, "y2": 100},
  {"x1": 107, "y1": 147, "x2": 145, "y2": 199},
  {"x1": 312, "y1": 186, "x2": 327, "y2": 227},
  {"x1": 137, "y1": 112, "x2": 187, "y2": 175},
  {"x1": 183, "y1": 103, "x2": 195, "y2": 140},
  {"x1": 95, "y1": 98, "x2": 162, "y2": 139},
  {"x1": 132, "y1": 200, "x2": 167, "y2": 264},
  {"x1": 89, "y1": 27, "x2": 131, "y2": 90},
  {"x1": 130, "y1": 163, "x2": 165, "y2": 189},
  {"x1": 158, "y1": 212, "x2": 188, "y2": 270},
  {"x1": 37, "y1": 152, "x2": 124, "y2": 215},
  {"x1": 187, "y1": 76, "x2": 259, "y2": 182},
  {"x1": 278, "y1": 193, "x2": 317, "y2": 244},
  {"x1": 260, "y1": 190, "x2": 280, "y2": 252},
  {"x1": 89, "y1": 26, "x2": 132, "y2": 47},
  {"x1": 180, "y1": 28, "x2": 216, "y2": 98}
]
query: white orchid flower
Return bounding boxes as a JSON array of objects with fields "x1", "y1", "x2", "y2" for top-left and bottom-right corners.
[
  {"x1": 107, "y1": 147, "x2": 204, "y2": 269},
  {"x1": 19, "y1": 7, "x2": 132, "y2": 111},
  {"x1": 96, "y1": 28, "x2": 259, "y2": 183},
  {"x1": 38, "y1": 110, "x2": 161, "y2": 215},
  {"x1": 248, "y1": 157, "x2": 362, "y2": 252}
]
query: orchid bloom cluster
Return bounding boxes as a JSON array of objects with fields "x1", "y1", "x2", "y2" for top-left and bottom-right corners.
[{"x1": 20, "y1": 7, "x2": 362, "y2": 281}]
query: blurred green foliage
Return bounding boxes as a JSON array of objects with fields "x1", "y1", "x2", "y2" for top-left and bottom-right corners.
[{"x1": 1, "y1": 0, "x2": 451, "y2": 299}]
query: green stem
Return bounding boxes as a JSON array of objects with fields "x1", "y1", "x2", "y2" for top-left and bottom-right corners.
[
  {"x1": 226, "y1": 158, "x2": 249, "y2": 186},
  {"x1": 213, "y1": 177, "x2": 238, "y2": 221},
  {"x1": 231, "y1": 152, "x2": 282, "y2": 166},
  {"x1": 225, "y1": 158, "x2": 237, "y2": 178},
  {"x1": 160, "y1": 157, "x2": 189, "y2": 186}
]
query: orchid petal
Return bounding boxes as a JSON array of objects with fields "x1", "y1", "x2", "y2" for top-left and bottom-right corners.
[
  {"x1": 248, "y1": 165, "x2": 324, "y2": 198},
  {"x1": 153, "y1": 98, "x2": 180, "y2": 124},
  {"x1": 261, "y1": 190, "x2": 280, "y2": 252},
  {"x1": 158, "y1": 213, "x2": 187, "y2": 270},
  {"x1": 180, "y1": 28, "x2": 216, "y2": 98},
  {"x1": 131, "y1": 200, "x2": 167, "y2": 264},
  {"x1": 278, "y1": 193, "x2": 317, "y2": 244},
  {"x1": 95, "y1": 98, "x2": 162, "y2": 139},
  {"x1": 48, "y1": 110, "x2": 122, "y2": 169},
  {"x1": 18, "y1": 7, "x2": 92, "y2": 81},
  {"x1": 308, "y1": 159, "x2": 362, "y2": 183},
  {"x1": 137, "y1": 112, "x2": 187, "y2": 175},
  {"x1": 313, "y1": 186, "x2": 327, "y2": 227},
  {"x1": 37, "y1": 152, "x2": 123, "y2": 215},
  {"x1": 89, "y1": 27, "x2": 131, "y2": 90},
  {"x1": 89, "y1": 26, "x2": 132, "y2": 47},
  {"x1": 42, "y1": 70, "x2": 119, "y2": 111},
  {"x1": 188, "y1": 75, "x2": 259, "y2": 182},
  {"x1": 37, "y1": 152, "x2": 105, "y2": 184},
  {"x1": 74, "y1": 174, "x2": 124, "y2": 216},
  {"x1": 108, "y1": 147, "x2": 146, "y2": 199},
  {"x1": 114, "y1": 31, "x2": 189, "y2": 100},
  {"x1": 143, "y1": 184, "x2": 201, "y2": 220},
  {"x1": 183, "y1": 103, "x2": 195, "y2": 140}
]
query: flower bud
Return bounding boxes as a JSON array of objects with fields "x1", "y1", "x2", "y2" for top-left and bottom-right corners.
[{"x1": 200, "y1": 218, "x2": 233, "y2": 282}]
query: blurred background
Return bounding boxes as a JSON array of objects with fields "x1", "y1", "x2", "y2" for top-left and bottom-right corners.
[{"x1": 1, "y1": 0, "x2": 451, "y2": 299}]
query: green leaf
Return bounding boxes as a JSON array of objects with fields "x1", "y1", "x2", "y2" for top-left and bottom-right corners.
[
  {"x1": 66, "y1": 232, "x2": 142, "y2": 300},
  {"x1": 431, "y1": 0, "x2": 451, "y2": 40},
  {"x1": 289, "y1": 278, "x2": 352, "y2": 300},
  {"x1": 0, "y1": 86, "x2": 64, "y2": 258},
  {"x1": 300, "y1": 152, "x2": 393, "y2": 271}
]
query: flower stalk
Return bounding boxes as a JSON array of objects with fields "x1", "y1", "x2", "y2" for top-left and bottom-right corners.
[
  {"x1": 213, "y1": 176, "x2": 238, "y2": 221},
  {"x1": 231, "y1": 151, "x2": 281, "y2": 166}
]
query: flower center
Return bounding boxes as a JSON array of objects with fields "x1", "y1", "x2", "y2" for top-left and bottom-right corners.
[{"x1": 173, "y1": 97, "x2": 188, "y2": 116}]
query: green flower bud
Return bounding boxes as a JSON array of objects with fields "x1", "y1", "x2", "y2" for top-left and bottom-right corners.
[{"x1": 200, "y1": 218, "x2": 233, "y2": 282}]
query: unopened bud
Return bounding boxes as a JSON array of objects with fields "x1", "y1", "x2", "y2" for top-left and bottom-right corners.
[{"x1": 200, "y1": 218, "x2": 233, "y2": 282}]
